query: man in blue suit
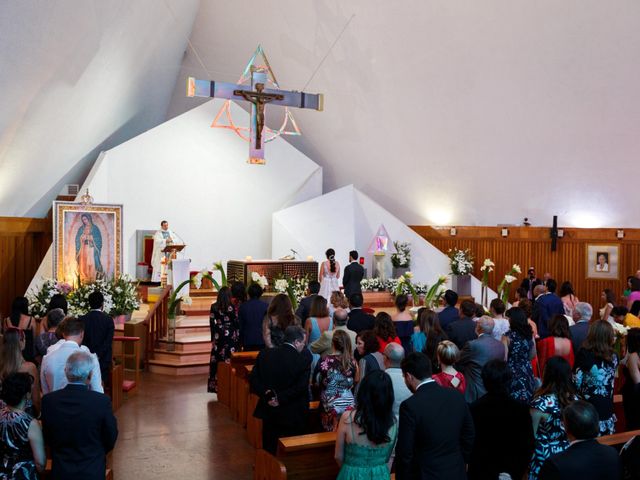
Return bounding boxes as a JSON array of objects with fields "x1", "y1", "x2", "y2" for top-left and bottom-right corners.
[
  {"x1": 532, "y1": 279, "x2": 565, "y2": 338},
  {"x1": 438, "y1": 290, "x2": 459, "y2": 330}
]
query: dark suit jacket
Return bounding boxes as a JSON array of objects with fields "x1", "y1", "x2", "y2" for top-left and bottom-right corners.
[
  {"x1": 458, "y1": 334, "x2": 506, "y2": 403},
  {"x1": 539, "y1": 438, "x2": 621, "y2": 480},
  {"x1": 347, "y1": 308, "x2": 375, "y2": 334},
  {"x1": 342, "y1": 261, "x2": 364, "y2": 299},
  {"x1": 238, "y1": 298, "x2": 268, "y2": 348},
  {"x1": 520, "y1": 277, "x2": 543, "y2": 299},
  {"x1": 445, "y1": 316, "x2": 477, "y2": 350},
  {"x1": 438, "y1": 306, "x2": 460, "y2": 330},
  {"x1": 249, "y1": 343, "x2": 311, "y2": 427},
  {"x1": 41, "y1": 384, "x2": 118, "y2": 480},
  {"x1": 533, "y1": 293, "x2": 566, "y2": 338},
  {"x1": 469, "y1": 393, "x2": 534, "y2": 479},
  {"x1": 80, "y1": 310, "x2": 114, "y2": 377},
  {"x1": 570, "y1": 320, "x2": 590, "y2": 354},
  {"x1": 396, "y1": 382, "x2": 474, "y2": 480},
  {"x1": 295, "y1": 294, "x2": 317, "y2": 323}
]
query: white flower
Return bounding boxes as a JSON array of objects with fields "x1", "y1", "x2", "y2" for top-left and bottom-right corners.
[
  {"x1": 181, "y1": 295, "x2": 192, "y2": 306},
  {"x1": 193, "y1": 272, "x2": 203, "y2": 289},
  {"x1": 512, "y1": 264, "x2": 522, "y2": 274},
  {"x1": 504, "y1": 275, "x2": 517, "y2": 284},
  {"x1": 483, "y1": 258, "x2": 495, "y2": 267},
  {"x1": 274, "y1": 279, "x2": 289, "y2": 293},
  {"x1": 405, "y1": 272, "x2": 413, "y2": 279},
  {"x1": 612, "y1": 322, "x2": 629, "y2": 336},
  {"x1": 439, "y1": 275, "x2": 448, "y2": 283},
  {"x1": 397, "y1": 275, "x2": 406, "y2": 284}
]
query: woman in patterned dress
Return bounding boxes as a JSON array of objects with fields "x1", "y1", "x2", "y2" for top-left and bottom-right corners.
[
  {"x1": 316, "y1": 331, "x2": 357, "y2": 431},
  {"x1": 529, "y1": 356, "x2": 576, "y2": 480},
  {"x1": 0, "y1": 372, "x2": 45, "y2": 479},
  {"x1": 207, "y1": 287, "x2": 240, "y2": 393},
  {"x1": 503, "y1": 307, "x2": 536, "y2": 404},
  {"x1": 573, "y1": 320, "x2": 618, "y2": 435}
]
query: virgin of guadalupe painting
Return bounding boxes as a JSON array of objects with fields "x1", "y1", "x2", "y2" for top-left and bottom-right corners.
[{"x1": 53, "y1": 202, "x2": 122, "y2": 284}]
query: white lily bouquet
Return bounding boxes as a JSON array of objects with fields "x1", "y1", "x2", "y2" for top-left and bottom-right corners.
[
  {"x1": 391, "y1": 241, "x2": 411, "y2": 268},
  {"x1": 274, "y1": 275, "x2": 309, "y2": 309},
  {"x1": 424, "y1": 275, "x2": 448, "y2": 309},
  {"x1": 497, "y1": 264, "x2": 522, "y2": 304},
  {"x1": 448, "y1": 248, "x2": 474, "y2": 275},
  {"x1": 479, "y1": 259, "x2": 495, "y2": 287},
  {"x1": 250, "y1": 271, "x2": 269, "y2": 290},
  {"x1": 27, "y1": 279, "x2": 73, "y2": 317}
]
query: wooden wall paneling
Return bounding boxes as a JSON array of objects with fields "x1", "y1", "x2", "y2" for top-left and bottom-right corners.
[{"x1": 414, "y1": 226, "x2": 639, "y2": 310}]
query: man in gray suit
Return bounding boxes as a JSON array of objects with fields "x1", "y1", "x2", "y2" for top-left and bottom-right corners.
[
  {"x1": 309, "y1": 308, "x2": 357, "y2": 356},
  {"x1": 457, "y1": 316, "x2": 506, "y2": 403},
  {"x1": 570, "y1": 302, "x2": 592, "y2": 354}
]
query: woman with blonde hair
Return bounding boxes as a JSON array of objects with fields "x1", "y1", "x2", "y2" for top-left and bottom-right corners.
[
  {"x1": 431, "y1": 340, "x2": 466, "y2": 394},
  {"x1": 0, "y1": 329, "x2": 40, "y2": 415},
  {"x1": 330, "y1": 291, "x2": 349, "y2": 312},
  {"x1": 316, "y1": 330, "x2": 357, "y2": 431}
]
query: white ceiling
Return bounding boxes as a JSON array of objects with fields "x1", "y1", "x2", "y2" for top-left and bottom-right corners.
[{"x1": 3, "y1": 0, "x2": 640, "y2": 227}]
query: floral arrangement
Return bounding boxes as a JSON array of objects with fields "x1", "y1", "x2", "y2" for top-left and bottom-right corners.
[
  {"x1": 391, "y1": 241, "x2": 411, "y2": 268},
  {"x1": 67, "y1": 279, "x2": 114, "y2": 316},
  {"x1": 27, "y1": 279, "x2": 73, "y2": 317},
  {"x1": 274, "y1": 275, "x2": 309, "y2": 309},
  {"x1": 612, "y1": 322, "x2": 630, "y2": 358},
  {"x1": 395, "y1": 272, "x2": 418, "y2": 298},
  {"x1": 424, "y1": 275, "x2": 448, "y2": 309},
  {"x1": 480, "y1": 258, "x2": 495, "y2": 287},
  {"x1": 497, "y1": 264, "x2": 522, "y2": 304},
  {"x1": 448, "y1": 248, "x2": 474, "y2": 275},
  {"x1": 110, "y1": 274, "x2": 141, "y2": 316},
  {"x1": 250, "y1": 271, "x2": 269, "y2": 289}
]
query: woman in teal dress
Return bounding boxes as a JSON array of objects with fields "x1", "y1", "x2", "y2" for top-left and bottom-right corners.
[{"x1": 334, "y1": 370, "x2": 397, "y2": 479}]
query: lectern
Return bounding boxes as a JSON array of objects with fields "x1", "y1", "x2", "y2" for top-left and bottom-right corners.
[{"x1": 161, "y1": 245, "x2": 187, "y2": 289}]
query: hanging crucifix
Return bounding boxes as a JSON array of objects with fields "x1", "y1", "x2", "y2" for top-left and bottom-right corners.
[{"x1": 187, "y1": 46, "x2": 324, "y2": 165}]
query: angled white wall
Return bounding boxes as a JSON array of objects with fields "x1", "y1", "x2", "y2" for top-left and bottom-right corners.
[
  {"x1": 29, "y1": 98, "x2": 322, "y2": 289},
  {"x1": 273, "y1": 185, "x2": 496, "y2": 301}
]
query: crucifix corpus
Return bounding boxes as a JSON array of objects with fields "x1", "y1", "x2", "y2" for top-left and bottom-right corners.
[{"x1": 187, "y1": 55, "x2": 323, "y2": 165}]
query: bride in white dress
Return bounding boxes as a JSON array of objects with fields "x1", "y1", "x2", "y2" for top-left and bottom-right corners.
[{"x1": 319, "y1": 248, "x2": 341, "y2": 300}]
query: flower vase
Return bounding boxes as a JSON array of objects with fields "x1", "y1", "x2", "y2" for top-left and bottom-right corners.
[
  {"x1": 481, "y1": 284, "x2": 488, "y2": 309},
  {"x1": 167, "y1": 312, "x2": 177, "y2": 352},
  {"x1": 393, "y1": 266, "x2": 409, "y2": 279},
  {"x1": 451, "y1": 275, "x2": 472, "y2": 296}
]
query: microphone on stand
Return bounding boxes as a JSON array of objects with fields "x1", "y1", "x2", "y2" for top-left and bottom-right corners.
[{"x1": 290, "y1": 249, "x2": 298, "y2": 259}]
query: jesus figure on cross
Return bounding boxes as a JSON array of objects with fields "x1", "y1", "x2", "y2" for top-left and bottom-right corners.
[{"x1": 233, "y1": 83, "x2": 284, "y2": 150}]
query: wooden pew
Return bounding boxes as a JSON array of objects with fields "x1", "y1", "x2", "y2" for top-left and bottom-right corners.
[
  {"x1": 247, "y1": 399, "x2": 321, "y2": 449},
  {"x1": 217, "y1": 362, "x2": 231, "y2": 406},
  {"x1": 218, "y1": 350, "x2": 258, "y2": 407},
  {"x1": 597, "y1": 428, "x2": 640, "y2": 448},
  {"x1": 254, "y1": 432, "x2": 338, "y2": 480},
  {"x1": 109, "y1": 364, "x2": 124, "y2": 411},
  {"x1": 236, "y1": 364, "x2": 252, "y2": 427},
  {"x1": 229, "y1": 351, "x2": 260, "y2": 420}
]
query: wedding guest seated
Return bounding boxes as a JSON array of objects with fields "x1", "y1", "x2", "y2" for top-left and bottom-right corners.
[
  {"x1": 489, "y1": 298, "x2": 509, "y2": 340},
  {"x1": 310, "y1": 308, "x2": 357, "y2": 357},
  {"x1": 445, "y1": 300, "x2": 477, "y2": 350},
  {"x1": 0, "y1": 372, "x2": 46, "y2": 478},
  {"x1": 355, "y1": 330, "x2": 384, "y2": 393},
  {"x1": 382, "y1": 342, "x2": 411, "y2": 420},
  {"x1": 35, "y1": 308, "x2": 64, "y2": 362},
  {"x1": 1, "y1": 329, "x2": 40, "y2": 415},
  {"x1": 41, "y1": 351, "x2": 118, "y2": 480},
  {"x1": 438, "y1": 290, "x2": 459, "y2": 330},
  {"x1": 625, "y1": 300, "x2": 640, "y2": 328},
  {"x1": 41, "y1": 317, "x2": 103, "y2": 394},
  {"x1": 457, "y1": 316, "x2": 505, "y2": 402},
  {"x1": 374, "y1": 312, "x2": 400, "y2": 353},
  {"x1": 80, "y1": 291, "x2": 114, "y2": 385},
  {"x1": 468, "y1": 360, "x2": 534, "y2": 480},
  {"x1": 295, "y1": 280, "x2": 320, "y2": 323},
  {"x1": 334, "y1": 371, "x2": 397, "y2": 479},
  {"x1": 4, "y1": 296, "x2": 37, "y2": 363},
  {"x1": 392, "y1": 294, "x2": 414, "y2": 354},
  {"x1": 432, "y1": 340, "x2": 466, "y2": 394},
  {"x1": 347, "y1": 293, "x2": 375, "y2": 334},
  {"x1": 539, "y1": 400, "x2": 620, "y2": 479},
  {"x1": 238, "y1": 283, "x2": 268, "y2": 351},
  {"x1": 536, "y1": 314, "x2": 574, "y2": 375}
]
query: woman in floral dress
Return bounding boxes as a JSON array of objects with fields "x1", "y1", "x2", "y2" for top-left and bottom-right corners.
[
  {"x1": 573, "y1": 320, "x2": 618, "y2": 435},
  {"x1": 207, "y1": 287, "x2": 240, "y2": 393},
  {"x1": 503, "y1": 307, "x2": 536, "y2": 404},
  {"x1": 316, "y1": 331, "x2": 357, "y2": 431},
  {"x1": 529, "y1": 356, "x2": 576, "y2": 480}
]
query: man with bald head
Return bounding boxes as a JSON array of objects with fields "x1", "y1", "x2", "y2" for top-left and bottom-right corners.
[
  {"x1": 310, "y1": 308, "x2": 357, "y2": 357},
  {"x1": 532, "y1": 279, "x2": 565, "y2": 338},
  {"x1": 383, "y1": 342, "x2": 412, "y2": 419},
  {"x1": 457, "y1": 316, "x2": 506, "y2": 403}
]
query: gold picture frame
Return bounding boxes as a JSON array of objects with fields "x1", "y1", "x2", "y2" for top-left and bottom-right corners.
[
  {"x1": 53, "y1": 202, "x2": 123, "y2": 284},
  {"x1": 586, "y1": 244, "x2": 619, "y2": 280}
]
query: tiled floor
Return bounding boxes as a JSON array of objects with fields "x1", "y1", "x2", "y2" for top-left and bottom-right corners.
[{"x1": 112, "y1": 373, "x2": 254, "y2": 480}]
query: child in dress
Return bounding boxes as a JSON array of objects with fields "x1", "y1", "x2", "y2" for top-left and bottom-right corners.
[{"x1": 432, "y1": 340, "x2": 466, "y2": 394}]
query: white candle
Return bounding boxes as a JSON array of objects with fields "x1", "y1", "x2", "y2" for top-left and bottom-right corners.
[
  {"x1": 245, "y1": 256, "x2": 253, "y2": 261},
  {"x1": 307, "y1": 255, "x2": 314, "y2": 261}
]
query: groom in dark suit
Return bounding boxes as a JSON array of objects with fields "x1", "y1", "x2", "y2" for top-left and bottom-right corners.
[{"x1": 342, "y1": 250, "x2": 364, "y2": 299}]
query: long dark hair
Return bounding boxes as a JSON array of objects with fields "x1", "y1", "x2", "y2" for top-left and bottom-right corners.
[
  {"x1": 374, "y1": 312, "x2": 396, "y2": 342},
  {"x1": 213, "y1": 286, "x2": 232, "y2": 313},
  {"x1": 559, "y1": 281, "x2": 575, "y2": 298},
  {"x1": 420, "y1": 309, "x2": 446, "y2": 361},
  {"x1": 9, "y1": 297, "x2": 29, "y2": 326},
  {"x1": 549, "y1": 314, "x2": 571, "y2": 339},
  {"x1": 326, "y1": 248, "x2": 336, "y2": 273},
  {"x1": 354, "y1": 370, "x2": 395, "y2": 444},
  {"x1": 627, "y1": 328, "x2": 640, "y2": 354},
  {"x1": 535, "y1": 356, "x2": 576, "y2": 409},
  {"x1": 582, "y1": 320, "x2": 615, "y2": 362},
  {"x1": 505, "y1": 307, "x2": 532, "y2": 339},
  {"x1": 267, "y1": 293, "x2": 296, "y2": 330},
  {"x1": 603, "y1": 289, "x2": 616, "y2": 305}
]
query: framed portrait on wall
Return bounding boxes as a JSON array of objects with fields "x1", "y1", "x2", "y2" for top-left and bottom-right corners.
[
  {"x1": 586, "y1": 244, "x2": 619, "y2": 280},
  {"x1": 53, "y1": 202, "x2": 123, "y2": 284}
]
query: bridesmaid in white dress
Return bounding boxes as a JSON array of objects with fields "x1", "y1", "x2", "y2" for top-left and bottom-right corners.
[{"x1": 319, "y1": 248, "x2": 341, "y2": 300}]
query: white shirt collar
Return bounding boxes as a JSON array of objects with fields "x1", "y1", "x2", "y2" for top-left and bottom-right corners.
[{"x1": 416, "y1": 378, "x2": 435, "y2": 390}]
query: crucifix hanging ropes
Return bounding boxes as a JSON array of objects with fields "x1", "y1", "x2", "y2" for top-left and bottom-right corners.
[{"x1": 187, "y1": 45, "x2": 324, "y2": 165}]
